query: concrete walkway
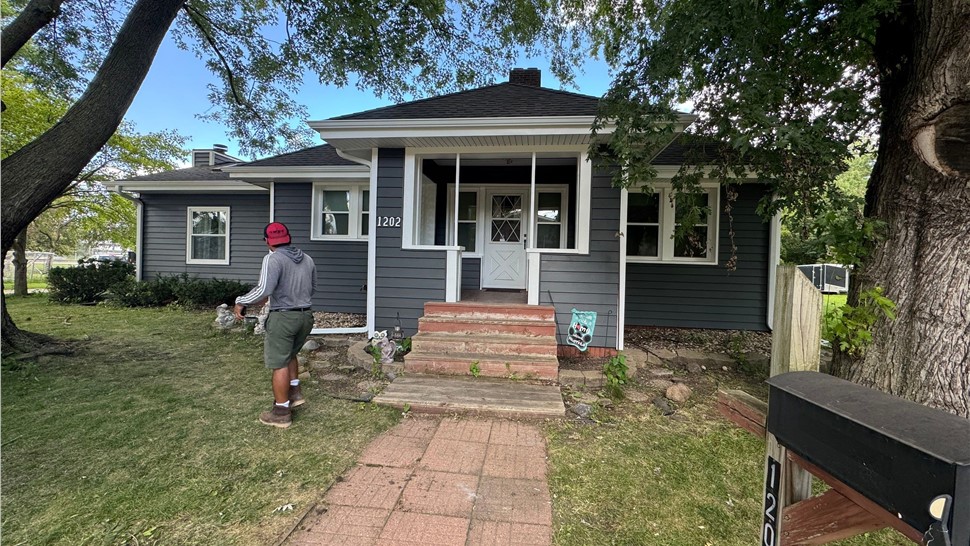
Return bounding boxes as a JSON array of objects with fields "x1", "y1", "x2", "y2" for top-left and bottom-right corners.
[{"x1": 284, "y1": 416, "x2": 553, "y2": 546}]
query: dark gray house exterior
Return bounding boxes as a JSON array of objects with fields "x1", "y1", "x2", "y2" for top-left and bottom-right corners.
[{"x1": 117, "y1": 69, "x2": 780, "y2": 349}]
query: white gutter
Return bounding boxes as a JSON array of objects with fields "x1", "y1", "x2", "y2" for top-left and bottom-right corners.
[
  {"x1": 114, "y1": 186, "x2": 143, "y2": 281},
  {"x1": 335, "y1": 148, "x2": 372, "y2": 167}
]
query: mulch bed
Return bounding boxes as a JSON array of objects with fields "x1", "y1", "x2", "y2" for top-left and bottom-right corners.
[{"x1": 625, "y1": 326, "x2": 771, "y2": 355}]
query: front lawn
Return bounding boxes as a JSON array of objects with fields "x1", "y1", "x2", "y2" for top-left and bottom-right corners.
[{"x1": 1, "y1": 296, "x2": 399, "y2": 545}]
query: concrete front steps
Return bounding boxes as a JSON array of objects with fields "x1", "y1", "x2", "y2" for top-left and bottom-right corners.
[{"x1": 404, "y1": 302, "x2": 560, "y2": 380}]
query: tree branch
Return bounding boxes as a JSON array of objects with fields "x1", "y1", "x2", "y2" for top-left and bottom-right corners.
[
  {"x1": 183, "y1": 3, "x2": 247, "y2": 107},
  {"x1": 1, "y1": 0, "x2": 64, "y2": 68}
]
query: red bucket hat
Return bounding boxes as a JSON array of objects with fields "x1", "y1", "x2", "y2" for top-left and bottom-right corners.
[{"x1": 264, "y1": 222, "x2": 291, "y2": 246}]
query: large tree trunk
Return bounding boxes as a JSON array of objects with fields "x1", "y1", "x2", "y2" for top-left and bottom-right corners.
[
  {"x1": 12, "y1": 229, "x2": 28, "y2": 296},
  {"x1": 0, "y1": 0, "x2": 64, "y2": 68},
  {"x1": 832, "y1": 0, "x2": 970, "y2": 418},
  {"x1": 0, "y1": 0, "x2": 185, "y2": 351}
]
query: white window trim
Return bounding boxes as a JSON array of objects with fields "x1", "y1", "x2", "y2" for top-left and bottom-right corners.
[
  {"x1": 186, "y1": 206, "x2": 230, "y2": 265},
  {"x1": 446, "y1": 186, "x2": 484, "y2": 257},
  {"x1": 311, "y1": 181, "x2": 371, "y2": 241},
  {"x1": 402, "y1": 145, "x2": 591, "y2": 254},
  {"x1": 533, "y1": 186, "x2": 570, "y2": 250},
  {"x1": 625, "y1": 181, "x2": 720, "y2": 265}
]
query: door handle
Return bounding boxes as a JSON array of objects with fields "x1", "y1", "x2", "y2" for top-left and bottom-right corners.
[{"x1": 523, "y1": 233, "x2": 527, "y2": 249}]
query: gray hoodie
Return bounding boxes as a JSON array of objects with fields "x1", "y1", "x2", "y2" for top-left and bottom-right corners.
[{"x1": 235, "y1": 246, "x2": 316, "y2": 310}]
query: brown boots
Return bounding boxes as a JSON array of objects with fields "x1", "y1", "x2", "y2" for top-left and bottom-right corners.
[
  {"x1": 289, "y1": 385, "x2": 305, "y2": 408},
  {"x1": 259, "y1": 404, "x2": 292, "y2": 428}
]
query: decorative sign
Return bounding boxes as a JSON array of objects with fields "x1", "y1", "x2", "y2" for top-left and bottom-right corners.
[
  {"x1": 566, "y1": 308, "x2": 597, "y2": 352},
  {"x1": 377, "y1": 216, "x2": 402, "y2": 227},
  {"x1": 763, "y1": 456, "x2": 781, "y2": 546}
]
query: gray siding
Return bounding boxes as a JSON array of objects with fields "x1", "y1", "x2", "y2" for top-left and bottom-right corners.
[
  {"x1": 461, "y1": 258, "x2": 481, "y2": 291},
  {"x1": 274, "y1": 183, "x2": 367, "y2": 313},
  {"x1": 374, "y1": 149, "x2": 447, "y2": 334},
  {"x1": 625, "y1": 183, "x2": 770, "y2": 331},
  {"x1": 140, "y1": 193, "x2": 268, "y2": 283},
  {"x1": 538, "y1": 163, "x2": 621, "y2": 349}
]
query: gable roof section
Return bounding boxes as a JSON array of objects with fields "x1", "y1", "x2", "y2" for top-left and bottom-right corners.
[
  {"x1": 239, "y1": 144, "x2": 360, "y2": 167},
  {"x1": 330, "y1": 83, "x2": 601, "y2": 120},
  {"x1": 121, "y1": 164, "x2": 236, "y2": 182}
]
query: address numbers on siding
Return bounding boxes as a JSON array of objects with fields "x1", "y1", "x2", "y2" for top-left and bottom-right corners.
[{"x1": 377, "y1": 216, "x2": 402, "y2": 227}]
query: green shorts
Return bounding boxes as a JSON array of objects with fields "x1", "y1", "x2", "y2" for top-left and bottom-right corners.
[{"x1": 263, "y1": 310, "x2": 314, "y2": 369}]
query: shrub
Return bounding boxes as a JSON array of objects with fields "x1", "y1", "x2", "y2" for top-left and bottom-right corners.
[
  {"x1": 105, "y1": 275, "x2": 251, "y2": 308},
  {"x1": 48, "y1": 259, "x2": 134, "y2": 304}
]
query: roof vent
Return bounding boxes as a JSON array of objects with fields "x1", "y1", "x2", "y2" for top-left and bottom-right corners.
[
  {"x1": 213, "y1": 143, "x2": 228, "y2": 153},
  {"x1": 509, "y1": 68, "x2": 541, "y2": 87}
]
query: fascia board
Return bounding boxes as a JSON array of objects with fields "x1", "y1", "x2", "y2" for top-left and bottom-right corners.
[{"x1": 223, "y1": 165, "x2": 368, "y2": 175}]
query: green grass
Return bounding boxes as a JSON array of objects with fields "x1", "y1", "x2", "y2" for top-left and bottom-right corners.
[
  {"x1": 545, "y1": 381, "x2": 909, "y2": 545},
  {"x1": 1, "y1": 296, "x2": 399, "y2": 546},
  {"x1": 824, "y1": 293, "x2": 848, "y2": 314},
  {"x1": 3, "y1": 279, "x2": 49, "y2": 290}
]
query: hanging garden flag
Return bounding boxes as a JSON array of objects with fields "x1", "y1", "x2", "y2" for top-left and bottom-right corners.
[{"x1": 566, "y1": 308, "x2": 597, "y2": 352}]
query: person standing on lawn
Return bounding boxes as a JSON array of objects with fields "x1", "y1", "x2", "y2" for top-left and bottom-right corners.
[{"x1": 234, "y1": 222, "x2": 316, "y2": 428}]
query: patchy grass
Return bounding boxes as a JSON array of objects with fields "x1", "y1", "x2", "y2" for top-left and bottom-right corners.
[
  {"x1": 545, "y1": 373, "x2": 910, "y2": 545},
  {"x1": 2, "y1": 295, "x2": 399, "y2": 546}
]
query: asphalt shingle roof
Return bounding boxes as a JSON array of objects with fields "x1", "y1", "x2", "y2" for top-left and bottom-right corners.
[
  {"x1": 122, "y1": 164, "x2": 235, "y2": 182},
  {"x1": 330, "y1": 83, "x2": 601, "y2": 120},
  {"x1": 651, "y1": 135, "x2": 726, "y2": 165},
  {"x1": 239, "y1": 144, "x2": 360, "y2": 168}
]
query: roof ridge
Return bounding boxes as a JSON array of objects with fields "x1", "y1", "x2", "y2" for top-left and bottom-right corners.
[
  {"x1": 329, "y1": 83, "x2": 512, "y2": 120},
  {"x1": 240, "y1": 144, "x2": 331, "y2": 166},
  {"x1": 329, "y1": 82, "x2": 600, "y2": 120}
]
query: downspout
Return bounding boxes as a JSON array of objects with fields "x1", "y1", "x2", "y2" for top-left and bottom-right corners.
[
  {"x1": 766, "y1": 198, "x2": 781, "y2": 329},
  {"x1": 114, "y1": 186, "x2": 143, "y2": 281}
]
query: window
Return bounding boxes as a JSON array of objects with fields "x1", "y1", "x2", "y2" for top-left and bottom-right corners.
[
  {"x1": 312, "y1": 183, "x2": 370, "y2": 240},
  {"x1": 186, "y1": 207, "x2": 230, "y2": 264},
  {"x1": 626, "y1": 185, "x2": 719, "y2": 264},
  {"x1": 536, "y1": 191, "x2": 566, "y2": 249},
  {"x1": 456, "y1": 191, "x2": 477, "y2": 252}
]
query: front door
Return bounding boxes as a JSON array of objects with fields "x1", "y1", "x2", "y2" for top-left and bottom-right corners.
[{"x1": 483, "y1": 191, "x2": 528, "y2": 289}]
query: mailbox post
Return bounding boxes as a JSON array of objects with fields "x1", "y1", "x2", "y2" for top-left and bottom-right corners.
[{"x1": 765, "y1": 371, "x2": 970, "y2": 545}]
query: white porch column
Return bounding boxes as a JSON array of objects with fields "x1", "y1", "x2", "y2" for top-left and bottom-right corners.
[{"x1": 446, "y1": 248, "x2": 462, "y2": 302}]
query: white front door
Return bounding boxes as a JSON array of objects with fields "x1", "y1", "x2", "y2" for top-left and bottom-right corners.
[{"x1": 483, "y1": 191, "x2": 529, "y2": 289}]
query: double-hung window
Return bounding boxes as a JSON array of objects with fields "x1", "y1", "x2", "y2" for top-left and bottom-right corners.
[
  {"x1": 312, "y1": 182, "x2": 370, "y2": 240},
  {"x1": 626, "y1": 184, "x2": 719, "y2": 264},
  {"x1": 186, "y1": 207, "x2": 230, "y2": 264}
]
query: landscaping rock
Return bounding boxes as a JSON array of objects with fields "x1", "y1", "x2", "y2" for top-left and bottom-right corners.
[
  {"x1": 684, "y1": 361, "x2": 704, "y2": 374},
  {"x1": 356, "y1": 380, "x2": 382, "y2": 392},
  {"x1": 321, "y1": 373, "x2": 346, "y2": 382},
  {"x1": 651, "y1": 396, "x2": 675, "y2": 415},
  {"x1": 672, "y1": 349, "x2": 709, "y2": 369},
  {"x1": 647, "y1": 347, "x2": 677, "y2": 362},
  {"x1": 597, "y1": 398, "x2": 614, "y2": 409},
  {"x1": 301, "y1": 339, "x2": 320, "y2": 352},
  {"x1": 625, "y1": 390, "x2": 651, "y2": 403},
  {"x1": 647, "y1": 379, "x2": 675, "y2": 391},
  {"x1": 559, "y1": 369, "x2": 585, "y2": 388},
  {"x1": 298, "y1": 371, "x2": 311, "y2": 382},
  {"x1": 623, "y1": 347, "x2": 650, "y2": 369},
  {"x1": 665, "y1": 383, "x2": 693, "y2": 403},
  {"x1": 347, "y1": 341, "x2": 375, "y2": 370},
  {"x1": 743, "y1": 351, "x2": 771, "y2": 370},
  {"x1": 573, "y1": 392, "x2": 600, "y2": 404},
  {"x1": 570, "y1": 403, "x2": 593, "y2": 419},
  {"x1": 644, "y1": 368, "x2": 674, "y2": 378},
  {"x1": 338, "y1": 365, "x2": 358, "y2": 372},
  {"x1": 707, "y1": 353, "x2": 736, "y2": 368},
  {"x1": 310, "y1": 360, "x2": 332, "y2": 372},
  {"x1": 353, "y1": 392, "x2": 376, "y2": 402}
]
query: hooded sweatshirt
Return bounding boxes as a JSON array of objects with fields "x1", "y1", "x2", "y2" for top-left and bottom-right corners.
[{"x1": 235, "y1": 246, "x2": 316, "y2": 310}]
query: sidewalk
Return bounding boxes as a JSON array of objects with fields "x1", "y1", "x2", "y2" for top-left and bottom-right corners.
[{"x1": 284, "y1": 416, "x2": 553, "y2": 546}]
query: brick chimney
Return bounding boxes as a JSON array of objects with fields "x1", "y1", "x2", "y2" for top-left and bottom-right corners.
[{"x1": 509, "y1": 68, "x2": 541, "y2": 87}]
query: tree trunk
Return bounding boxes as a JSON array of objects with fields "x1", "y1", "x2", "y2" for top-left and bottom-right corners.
[
  {"x1": 12, "y1": 229, "x2": 28, "y2": 296},
  {"x1": 0, "y1": 0, "x2": 185, "y2": 350},
  {"x1": 832, "y1": 0, "x2": 970, "y2": 418}
]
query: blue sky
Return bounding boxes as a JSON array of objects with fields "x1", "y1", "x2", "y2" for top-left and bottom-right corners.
[{"x1": 125, "y1": 35, "x2": 616, "y2": 162}]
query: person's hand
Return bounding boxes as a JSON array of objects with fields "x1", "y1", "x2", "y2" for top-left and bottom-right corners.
[{"x1": 234, "y1": 304, "x2": 246, "y2": 321}]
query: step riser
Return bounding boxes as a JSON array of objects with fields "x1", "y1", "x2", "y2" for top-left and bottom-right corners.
[
  {"x1": 411, "y1": 338, "x2": 558, "y2": 357},
  {"x1": 424, "y1": 302, "x2": 555, "y2": 322},
  {"x1": 418, "y1": 319, "x2": 557, "y2": 337},
  {"x1": 404, "y1": 358, "x2": 559, "y2": 380}
]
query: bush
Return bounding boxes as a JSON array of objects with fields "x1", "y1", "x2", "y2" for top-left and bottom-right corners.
[
  {"x1": 48, "y1": 259, "x2": 134, "y2": 304},
  {"x1": 105, "y1": 274, "x2": 251, "y2": 308},
  {"x1": 173, "y1": 277, "x2": 252, "y2": 307}
]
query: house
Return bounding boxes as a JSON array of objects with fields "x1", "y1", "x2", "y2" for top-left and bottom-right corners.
[{"x1": 116, "y1": 69, "x2": 780, "y2": 360}]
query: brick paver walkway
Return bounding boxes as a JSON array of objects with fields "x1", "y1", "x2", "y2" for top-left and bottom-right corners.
[{"x1": 285, "y1": 416, "x2": 553, "y2": 546}]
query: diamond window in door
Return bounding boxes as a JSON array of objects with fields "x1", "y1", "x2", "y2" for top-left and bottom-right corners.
[{"x1": 491, "y1": 195, "x2": 521, "y2": 243}]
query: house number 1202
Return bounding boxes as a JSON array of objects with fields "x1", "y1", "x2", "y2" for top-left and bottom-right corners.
[{"x1": 377, "y1": 216, "x2": 402, "y2": 227}]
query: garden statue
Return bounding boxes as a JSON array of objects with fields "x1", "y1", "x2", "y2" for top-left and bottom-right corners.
[{"x1": 214, "y1": 304, "x2": 237, "y2": 329}]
